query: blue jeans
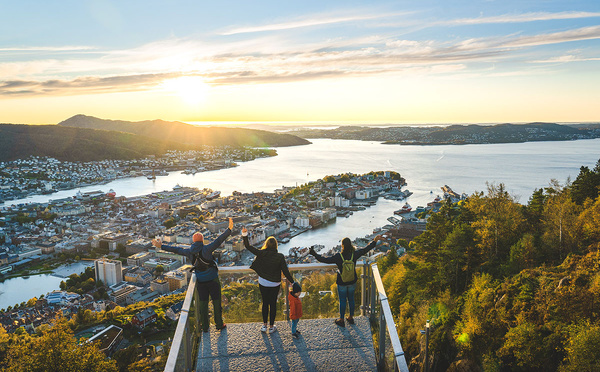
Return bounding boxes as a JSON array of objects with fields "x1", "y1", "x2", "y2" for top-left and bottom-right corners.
[
  {"x1": 337, "y1": 283, "x2": 356, "y2": 319},
  {"x1": 291, "y1": 319, "x2": 299, "y2": 334}
]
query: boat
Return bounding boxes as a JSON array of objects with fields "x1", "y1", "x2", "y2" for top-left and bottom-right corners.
[
  {"x1": 394, "y1": 203, "x2": 412, "y2": 215},
  {"x1": 387, "y1": 216, "x2": 401, "y2": 225},
  {"x1": 106, "y1": 189, "x2": 116, "y2": 198},
  {"x1": 207, "y1": 191, "x2": 221, "y2": 199}
]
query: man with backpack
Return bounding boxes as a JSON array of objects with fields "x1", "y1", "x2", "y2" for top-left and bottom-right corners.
[
  {"x1": 309, "y1": 235, "x2": 383, "y2": 327},
  {"x1": 152, "y1": 217, "x2": 233, "y2": 332}
]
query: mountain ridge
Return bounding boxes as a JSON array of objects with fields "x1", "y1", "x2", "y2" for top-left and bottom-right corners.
[
  {"x1": 58, "y1": 114, "x2": 311, "y2": 147},
  {"x1": 0, "y1": 124, "x2": 194, "y2": 162}
]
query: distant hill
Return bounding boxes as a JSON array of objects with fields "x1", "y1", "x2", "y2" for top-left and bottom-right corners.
[
  {"x1": 291, "y1": 122, "x2": 600, "y2": 145},
  {"x1": 0, "y1": 124, "x2": 193, "y2": 162},
  {"x1": 59, "y1": 115, "x2": 311, "y2": 147}
]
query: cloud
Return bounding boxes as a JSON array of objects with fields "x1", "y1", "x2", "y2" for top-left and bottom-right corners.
[
  {"x1": 438, "y1": 25, "x2": 600, "y2": 54},
  {"x1": 2, "y1": 19, "x2": 600, "y2": 98},
  {"x1": 221, "y1": 12, "x2": 409, "y2": 35},
  {"x1": 0, "y1": 73, "x2": 181, "y2": 97},
  {"x1": 443, "y1": 11, "x2": 600, "y2": 26},
  {"x1": 531, "y1": 55, "x2": 600, "y2": 63},
  {"x1": 503, "y1": 25, "x2": 600, "y2": 48},
  {"x1": 0, "y1": 46, "x2": 96, "y2": 52}
]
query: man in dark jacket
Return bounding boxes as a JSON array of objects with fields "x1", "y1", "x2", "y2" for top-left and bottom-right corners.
[{"x1": 152, "y1": 217, "x2": 233, "y2": 332}]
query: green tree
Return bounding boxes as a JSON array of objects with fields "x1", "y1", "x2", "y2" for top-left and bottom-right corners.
[
  {"x1": 559, "y1": 322, "x2": 600, "y2": 372},
  {"x1": 339, "y1": 174, "x2": 351, "y2": 182},
  {"x1": 498, "y1": 320, "x2": 552, "y2": 370},
  {"x1": 163, "y1": 218, "x2": 176, "y2": 229},
  {"x1": 467, "y1": 183, "x2": 525, "y2": 271},
  {"x1": 541, "y1": 185, "x2": 582, "y2": 261},
  {"x1": 2, "y1": 317, "x2": 117, "y2": 372},
  {"x1": 570, "y1": 160, "x2": 600, "y2": 205},
  {"x1": 155, "y1": 265, "x2": 165, "y2": 276},
  {"x1": 578, "y1": 197, "x2": 600, "y2": 252},
  {"x1": 378, "y1": 247, "x2": 399, "y2": 275},
  {"x1": 112, "y1": 345, "x2": 140, "y2": 372},
  {"x1": 509, "y1": 233, "x2": 538, "y2": 272}
]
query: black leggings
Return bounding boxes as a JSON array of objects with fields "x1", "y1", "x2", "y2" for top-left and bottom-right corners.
[{"x1": 259, "y1": 284, "x2": 280, "y2": 326}]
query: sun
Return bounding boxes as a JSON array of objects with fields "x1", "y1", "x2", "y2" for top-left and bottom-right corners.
[{"x1": 161, "y1": 76, "x2": 210, "y2": 105}]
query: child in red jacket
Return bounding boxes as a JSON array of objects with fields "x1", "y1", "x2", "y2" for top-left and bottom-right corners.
[{"x1": 289, "y1": 282, "x2": 303, "y2": 338}]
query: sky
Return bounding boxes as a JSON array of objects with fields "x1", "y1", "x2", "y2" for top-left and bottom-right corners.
[{"x1": 1, "y1": 0, "x2": 600, "y2": 125}]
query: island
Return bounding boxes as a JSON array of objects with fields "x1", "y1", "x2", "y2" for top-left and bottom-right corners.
[{"x1": 290, "y1": 122, "x2": 600, "y2": 145}]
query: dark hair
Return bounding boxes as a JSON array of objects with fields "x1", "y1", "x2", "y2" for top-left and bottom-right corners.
[
  {"x1": 291, "y1": 282, "x2": 302, "y2": 293},
  {"x1": 261, "y1": 236, "x2": 278, "y2": 251},
  {"x1": 341, "y1": 237, "x2": 355, "y2": 255}
]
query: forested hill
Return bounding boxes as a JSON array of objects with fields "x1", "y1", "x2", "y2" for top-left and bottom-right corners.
[
  {"x1": 377, "y1": 159, "x2": 600, "y2": 371},
  {"x1": 0, "y1": 124, "x2": 194, "y2": 162},
  {"x1": 59, "y1": 114, "x2": 311, "y2": 147},
  {"x1": 292, "y1": 122, "x2": 600, "y2": 145}
]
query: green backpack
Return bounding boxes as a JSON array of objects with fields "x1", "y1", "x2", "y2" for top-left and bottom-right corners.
[{"x1": 340, "y1": 252, "x2": 355, "y2": 282}]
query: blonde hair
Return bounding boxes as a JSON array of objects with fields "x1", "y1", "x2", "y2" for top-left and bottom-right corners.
[{"x1": 261, "y1": 236, "x2": 278, "y2": 251}]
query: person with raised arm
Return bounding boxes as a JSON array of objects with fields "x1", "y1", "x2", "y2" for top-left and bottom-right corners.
[
  {"x1": 309, "y1": 235, "x2": 383, "y2": 327},
  {"x1": 152, "y1": 217, "x2": 233, "y2": 332},
  {"x1": 242, "y1": 227, "x2": 295, "y2": 334}
]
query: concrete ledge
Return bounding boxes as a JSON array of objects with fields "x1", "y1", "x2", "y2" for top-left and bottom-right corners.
[{"x1": 196, "y1": 317, "x2": 377, "y2": 371}]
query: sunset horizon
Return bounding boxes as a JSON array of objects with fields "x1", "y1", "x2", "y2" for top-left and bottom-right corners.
[{"x1": 2, "y1": 1, "x2": 600, "y2": 125}]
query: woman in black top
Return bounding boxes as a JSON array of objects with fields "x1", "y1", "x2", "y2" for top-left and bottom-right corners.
[
  {"x1": 309, "y1": 235, "x2": 382, "y2": 327},
  {"x1": 242, "y1": 227, "x2": 295, "y2": 334}
]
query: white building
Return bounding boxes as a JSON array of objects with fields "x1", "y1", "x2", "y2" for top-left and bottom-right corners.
[
  {"x1": 45, "y1": 290, "x2": 80, "y2": 305},
  {"x1": 95, "y1": 258, "x2": 123, "y2": 287},
  {"x1": 294, "y1": 215, "x2": 310, "y2": 228},
  {"x1": 355, "y1": 189, "x2": 373, "y2": 199},
  {"x1": 334, "y1": 196, "x2": 350, "y2": 208}
]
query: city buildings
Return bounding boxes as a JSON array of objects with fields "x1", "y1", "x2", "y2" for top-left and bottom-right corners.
[{"x1": 95, "y1": 258, "x2": 123, "y2": 287}]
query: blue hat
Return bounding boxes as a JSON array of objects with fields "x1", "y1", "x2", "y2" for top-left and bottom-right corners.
[{"x1": 291, "y1": 282, "x2": 302, "y2": 293}]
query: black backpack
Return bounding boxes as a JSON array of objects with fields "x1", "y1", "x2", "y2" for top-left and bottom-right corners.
[{"x1": 191, "y1": 250, "x2": 216, "y2": 272}]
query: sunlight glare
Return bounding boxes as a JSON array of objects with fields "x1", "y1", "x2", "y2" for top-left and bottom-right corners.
[{"x1": 161, "y1": 76, "x2": 210, "y2": 105}]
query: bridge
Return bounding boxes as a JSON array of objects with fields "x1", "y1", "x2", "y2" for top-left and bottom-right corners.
[{"x1": 164, "y1": 261, "x2": 409, "y2": 372}]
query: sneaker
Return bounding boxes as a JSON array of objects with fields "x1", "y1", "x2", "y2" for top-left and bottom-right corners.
[
  {"x1": 335, "y1": 319, "x2": 345, "y2": 327},
  {"x1": 295, "y1": 330, "x2": 301, "y2": 335},
  {"x1": 346, "y1": 317, "x2": 355, "y2": 325},
  {"x1": 260, "y1": 325, "x2": 268, "y2": 333},
  {"x1": 269, "y1": 325, "x2": 277, "y2": 334},
  {"x1": 216, "y1": 324, "x2": 227, "y2": 331},
  {"x1": 292, "y1": 332, "x2": 299, "y2": 339}
]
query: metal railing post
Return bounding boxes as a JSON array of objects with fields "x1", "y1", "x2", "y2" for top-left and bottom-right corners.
[
  {"x1": 284, "y1": 279, "x2": 290, "y2": 320},
  {"x1": 193, "y1": 287, "x2": 200, "y2": 335},
  {"x1": 379, "y1": 308, "x2": 386, "y2": 370},
  {"x1": 184, "y1": 322, "x2": 191, "y2": 371},
  {"x1": 370, "y1": 270, "x2": 376, "y2": 321},
  {"x1": 371, "y1": 263, "x2": 409, "y2": 372},
  {"x1": 361, "y1": 261, "x2": 367, "y2": 316},
  {"x1": 425, "y1": 320, "x2": 430, "y2": 372}
]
